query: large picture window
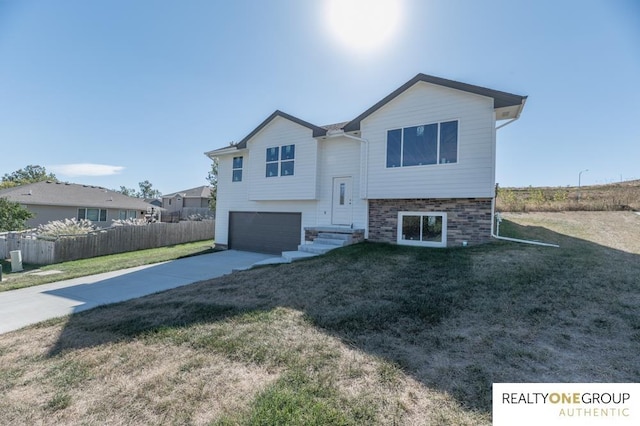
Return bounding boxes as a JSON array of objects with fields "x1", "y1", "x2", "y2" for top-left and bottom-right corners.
[
  {"x1": 266, "y1": 144, "x2": 295, "y2": 177},
  {"x1": 386, "y1": 120, "x2": 458, "y2": 168},
  {"x1": 397, "y1": 212, "x2": 447, "y2": 247}
]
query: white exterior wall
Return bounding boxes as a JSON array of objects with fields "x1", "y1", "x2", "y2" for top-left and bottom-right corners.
[
  {"x1": 316, "y1": 137, "x2": 367, "y2": 229},
  {"x1": 213, "y1": 119, "x2": 320, "y2": 247},
  {"x1": 246, "y1": 116, "x2": 318, "y2": 201},
  {"x1": 362, "y1": 81, "x2": 496, "y2": 199}
]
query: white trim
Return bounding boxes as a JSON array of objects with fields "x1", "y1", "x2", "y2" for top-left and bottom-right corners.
[
  {"x1": 205, "y1": 146, "x2": 246, "y2": 157},
  {"x1": 397, "y1": 211, "x2": 447, "y2": 248},
  {"x1": 331, "y1": 176, "x2": 353, "y2": 226},
  {"x1": 384, "y1": 119, "x2": 461, "y2": 169}
]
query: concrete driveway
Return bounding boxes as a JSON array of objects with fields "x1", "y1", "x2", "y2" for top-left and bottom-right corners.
[{"x1": 0, "y1": 250, "x2": 273, "y2": 335}]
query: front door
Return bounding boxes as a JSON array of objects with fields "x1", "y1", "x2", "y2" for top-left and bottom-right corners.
[{"x1": 332, "y1": 177, "x2": 352, "y2": 226}]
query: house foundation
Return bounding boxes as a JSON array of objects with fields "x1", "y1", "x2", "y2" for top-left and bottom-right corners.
[{"x1": 368, "y1": 198, "x2": 493, "y2": 247}]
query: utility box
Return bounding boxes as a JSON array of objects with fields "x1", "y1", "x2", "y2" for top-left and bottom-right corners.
[{"x1": 10, "y1": 250, "x2": 23, "y2": 272}]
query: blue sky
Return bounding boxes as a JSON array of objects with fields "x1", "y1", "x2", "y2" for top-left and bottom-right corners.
[{"x1": 0, "y1": 0, "x2": 638, "y2": 194}]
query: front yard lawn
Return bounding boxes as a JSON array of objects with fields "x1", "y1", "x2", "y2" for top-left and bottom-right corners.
[{"x1": 0, "y1": 213, "x2": 638, "y2": 425}]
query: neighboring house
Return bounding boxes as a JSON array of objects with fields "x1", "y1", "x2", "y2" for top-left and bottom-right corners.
[
  {"x1": 161, "y1": 186, "x2": 213, "y2": 222},
  {"x1": 205, "y1": 73, "x2": 526, "y2": 254},
  {"x1": 0, "y1": 181, "x2": 159, "y2": 229}
]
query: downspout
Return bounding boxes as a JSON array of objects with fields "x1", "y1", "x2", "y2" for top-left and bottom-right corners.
[
  {"x1": 492, "y1": 212, "x2": 559, "y2": 248},
  {"x1": 492, "y1": 99, "x2": 559, "y2": 248}
]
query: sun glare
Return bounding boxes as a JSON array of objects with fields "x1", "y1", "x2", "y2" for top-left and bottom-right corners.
[{"x1": 326, "y1": 0, "x2": 402, "y2": 53}]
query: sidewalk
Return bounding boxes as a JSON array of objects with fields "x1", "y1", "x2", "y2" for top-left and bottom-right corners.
[{"x1": 0, "y1": 250, "x2": 272, "y2": 335}]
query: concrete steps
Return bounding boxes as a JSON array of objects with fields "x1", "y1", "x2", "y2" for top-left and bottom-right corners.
[{"x1": 249, "y1": 229, "x2": 360, "y2": 268}]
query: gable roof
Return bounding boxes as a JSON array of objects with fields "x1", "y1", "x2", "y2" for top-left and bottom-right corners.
[
  {"x1": 235, "y1": 110, "x2": 328, "y2": 149},
  {"x1": 163, "y1": 185, "x2": 212, "y2": 199},
  {"x1": 342, "y1": 73, "x2": 527, "y2": 132},
  {"x1": 206, "y1": 73, "x2": 527, "y2": 156},
  {"x1": 0, "y1": 181, "x2": 156, "y2": 210}
]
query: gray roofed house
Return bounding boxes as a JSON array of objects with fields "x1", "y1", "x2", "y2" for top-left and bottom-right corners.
[
  {"x1": 0, "y1": 181, "x2": 159, "y2": 229},
  {"x1": 205, "y1": 73, "x2": 527, "y2": 254},
  {"x1": 161, "y1": 185, "x2": 213, "y2": 222}
]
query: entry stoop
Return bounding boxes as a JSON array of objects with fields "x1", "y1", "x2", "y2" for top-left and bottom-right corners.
[
  {"x1": 299, "y1": 227, "x2": 365, "y2": 255},
  {"x1": 251, "y1": 227, "x2": 365, "y2": 268}
]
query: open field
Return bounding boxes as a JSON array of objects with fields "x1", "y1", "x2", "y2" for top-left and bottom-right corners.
[
  {"x1": 0, "y1": 240, "x2": 215, "y2": 292},
  {"x1": 496, "y1": 179, "x2": 640, "y2": 212},
  {"x1": 0, "y1": 212, "x2": 638, "y2": 425}
]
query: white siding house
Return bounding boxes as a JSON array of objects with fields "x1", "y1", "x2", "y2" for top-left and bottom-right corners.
[{"x1": 206, "y1": 74, "x2": 526, "y2": 254}]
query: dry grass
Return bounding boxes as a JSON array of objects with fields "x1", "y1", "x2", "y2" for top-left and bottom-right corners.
[
  {"x1": 1, "y1": 212, "x2": 639, "y2": 425},
  {"x1": 496, "y1": 179, "x2": 640, "y2": 212}
]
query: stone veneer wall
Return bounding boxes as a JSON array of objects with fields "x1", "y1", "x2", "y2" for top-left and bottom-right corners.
[
  {"x1": 368, "y1": 198, "x2": 493, "y2": 246},
  {"x1": 304, "y1": 228, "x2": 365, "y2": 244}
]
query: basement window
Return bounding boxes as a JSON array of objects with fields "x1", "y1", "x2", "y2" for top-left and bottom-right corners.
[{"x1": 397, "y1": 212, "x2": 447, "y2": 247}]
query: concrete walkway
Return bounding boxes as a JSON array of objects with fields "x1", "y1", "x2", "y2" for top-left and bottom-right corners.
[{"x1": 0, "y1": 250, "x2": 273, "y2": 335}]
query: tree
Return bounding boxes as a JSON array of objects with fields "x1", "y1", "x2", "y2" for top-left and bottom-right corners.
[
  {"x1": 0, "y1": 198, "x2": 34, "y2": 231},
  {"x1": 206, "y1": 157, "x2": 218, "y2": 211},
  {"x1": 117, "y1": 186, "x2": 138, "y2": 197},
  {"x1": 113, "y1": 181, "x2": 161, "y2": 198},
  {"x1": 1, "y1": 165, "x2": 57, "y2": 189},
  {"x1": 137, "y1": 180, "x2": 161, "y2": 199}
]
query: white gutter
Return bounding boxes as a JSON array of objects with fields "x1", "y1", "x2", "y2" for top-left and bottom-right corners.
[
  {"x1": 495, "y1": 97, "x2": 527, "y2": 130},
  {"x1": 204, "y1": 146, "x2": 246, "y2": 158},
  {"x1": 495, "y1": 118, "x2": 518, "y2": 130}
]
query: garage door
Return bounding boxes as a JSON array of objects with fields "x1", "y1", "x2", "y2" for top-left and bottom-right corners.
[{"x1": 228, "y1": 212, "x2": 302, "y2": 254}]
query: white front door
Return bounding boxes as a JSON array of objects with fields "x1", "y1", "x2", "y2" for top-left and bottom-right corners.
[{"x1": 332, "y1": 177, "x2": 352, "y2": 226}]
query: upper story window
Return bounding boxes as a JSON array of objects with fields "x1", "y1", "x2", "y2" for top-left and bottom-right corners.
[
  {"x1": 232, "y1": 156, "x2": 243, "y2": 182},
  {"x1": 387, "y1": 120, "x2": 458, "y2": 168},
  {"x1": 266, "y1": 144, "x2": 295, "y2": 177},
  {"x1": 78, "y1": 208, "x2": 107, "y2": 222}
]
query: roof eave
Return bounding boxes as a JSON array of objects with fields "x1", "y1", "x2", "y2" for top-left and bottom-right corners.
[
  {"x1": 343, "y1": 73, "x2": 527, "y2": 132},
  {"x1": 236, "y1": 110, "x2": 327, "y2": 149}
]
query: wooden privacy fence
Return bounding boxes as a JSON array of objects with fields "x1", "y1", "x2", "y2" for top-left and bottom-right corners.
[{"x1": 0, "y1": 220, "x2": 214, "y2": 265}]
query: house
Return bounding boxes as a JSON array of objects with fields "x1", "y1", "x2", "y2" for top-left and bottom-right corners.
[
  {"x1": 161, "y1": 185, "x2": 213, "y2": 222},
  {"x1": 0, "y1": 181, "x2": 159, "y2": 228},
  {"x1": 205, "y1": 73, "x2": 526, "y2": 254}
]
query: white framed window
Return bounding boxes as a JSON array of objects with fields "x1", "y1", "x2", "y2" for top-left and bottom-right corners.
[
  {"x1": 387, "y1": 120, "x2": 458, "y2": 168},
  {"x1": 397, "y1": 212, "x2": 447, "y2": 247},
  {"x1": 232, "y1": 156, "x2": 243, "y2": 182},
  {"x1": 118, "y1": 210, "x2": 137, "y2": 220},
  {"x1": 78, "y1": 208, "x2": 107, "y2": 222},
  {"x1": 265, "y1": 144, "x2": 295, "y2": 177}
]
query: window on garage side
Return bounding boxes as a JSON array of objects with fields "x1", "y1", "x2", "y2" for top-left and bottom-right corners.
[
  {"x1": 232, "y1": 156, "x2": 243, "y2": 182},
  {"x1": 266, "y1": 147, "x2": 279, "y2": 177},
  {"x1": 280, "y1": 144, "x2": 295, "y2": 176},
  {"x1": 266, "y1": 144, "x2": 295, "y2": 177},
  {"x1": 397, "y1": 212, "x2": 447, "y2": 247}
]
